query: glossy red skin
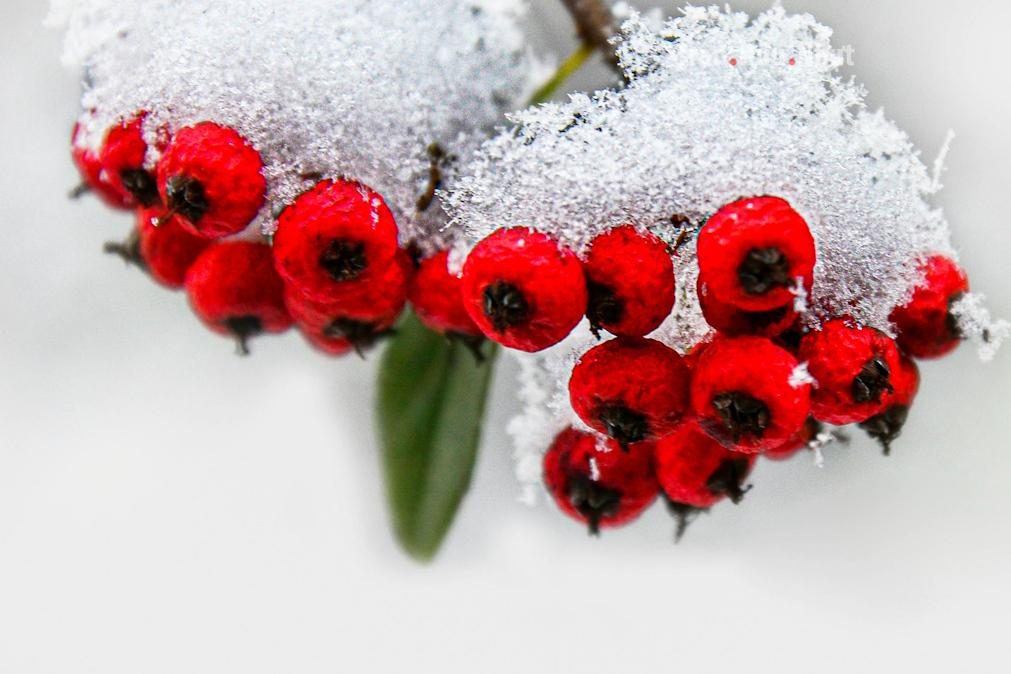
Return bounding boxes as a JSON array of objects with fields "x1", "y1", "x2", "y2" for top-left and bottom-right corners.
[
  {"x1": 136, "y1": 208, "x2": 211, "y2": 289},
  {"x1": 696, "y1": 196, "x2": 816, "y2": 311},
  {"x1": 542, "y1": 427, "x2": 657, "y2": 530},
  {"x1": 408, "y1": 250, "x2": 482, "y2": 337},
  {"x1": 583, "y1": 225, "x2": 675, "y2": 337},
  {"x1": 569, "y1": 337, "x2": 691, "y2": 442},
  {"x1": 890, "y1": 255, "x2": 969, "y2": 359},
  {"x1": 157, "y1": 122, "x2": 266, "y2": 238},
  {"x1": 762, "y1": 417, "x2": 820, "y2": 461},
  {"x1": 71, "y1": 121, "x2": 132, "y2": 210},
  {"x1": 273, "y1": 179, "x2": 401, "y2": 306},
  {"x1": 697, "y1": 276, "x2": 798, "y2": 337},
  {"x1": 298, "y1": 329, "x2": 355, "y2": 357},
  {"x1": 461, "y1": 227, "x2": 587, "y2": 352},
  {"x1": 890, "y1": 355, "x2": 921, "y2": 407},
  {"x1": 185, "y1": 241, "x2": 293, "y2": 336},
  {"x1": 799, "y1": 318, "x2": 902, "y2": 425},
  {"x1": 654, "y1": 422, "x2": 756, "y2": 508},
  {"x1": 690, "y1": 335, "x2": 811, "y2": 453}
]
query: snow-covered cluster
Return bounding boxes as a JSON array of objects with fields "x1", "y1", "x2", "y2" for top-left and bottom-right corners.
[
  {"x1": 50, "y1": 0, "x2": 539, "y2": 251},
  {"x1": 444, "y1": 6, "x2": 1007, "y2": 495}
]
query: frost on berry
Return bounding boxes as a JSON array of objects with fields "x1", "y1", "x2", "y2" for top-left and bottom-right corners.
[
  {"x1": 51, "y1": 0, "x2": 538, "y2": 251},
  {"x1": 448, "y1": 6, "x2": 1006, "y2": 499}
]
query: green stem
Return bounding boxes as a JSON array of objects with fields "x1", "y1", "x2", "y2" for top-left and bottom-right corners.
[{"x1": 528, "y1": 43, "x2": 595, "y2": 106}]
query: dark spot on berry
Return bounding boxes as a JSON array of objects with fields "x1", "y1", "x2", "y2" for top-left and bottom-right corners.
[
  {"x1": 324, "y1": 316, "x2": 394, "y2": 357},
  {"x1": 859, "y1": 404, "x2": 909, "y2": 456},
  {"x1": 596, "y1": 404, "x2": 650, "y2": 448},
  {"x1": 103, "y1": 230, "x2": 146, "y2": 271},
  {"x1": 318, "y1": 238, "x2": 368, "y2": 282},
  {"x1": 119, "y1": 168, "x2": 160, "y2": 207},
  {"x1": 852, "y1": 356, "x2": 893, "y2": 403},
  {"x1": 482, "y1": 280, "x2": 530, "y2": 333},
  {"x1": 565, "y1": 472, "x2": 622, "y2": 536},
  {"x1": 165, "y1": 175, "x2": 210, "y2": 225},
  {"x1": 586, "y1": 279, "x2": 624, "y2": 338},
  {"x1": 946, "y1": 291, "x2": 966, "y2": 341},
  {"x1": 223, "y1": 315, "x2": 263, "y2": 357},
  {"x1": 705, "y1": 457, "x2": 753, "y2": 504},
  {"x1": 662, "y1": 495, "x2": 706, "y2": 543},
  {"x1": 737, "y1": 246, "x2": 792, "y2": 295},
  {"x1": 710, "y1": 391, "x2": 770, "y2": 441}
]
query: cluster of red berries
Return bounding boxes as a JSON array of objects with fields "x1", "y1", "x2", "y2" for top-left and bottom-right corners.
[
  {"x1": 516, "y1": 196, "x2": 967, "y2": 537},
  {"x1": 73, "y1": 114, "x2": 487, "y2": 356}
]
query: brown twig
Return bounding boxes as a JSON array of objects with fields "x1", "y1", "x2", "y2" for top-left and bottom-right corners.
[{"x1": 559, "y1": 0, "x2": 621, "y2": 71}]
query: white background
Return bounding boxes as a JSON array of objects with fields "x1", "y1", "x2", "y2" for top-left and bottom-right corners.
[{"x1": 1, "y1": 1, "x2": 1009, "y2": 672}]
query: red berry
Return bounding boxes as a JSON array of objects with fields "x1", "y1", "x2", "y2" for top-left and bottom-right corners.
[
  {"x1": 461, "y1": 227, "x2": 587, "y2": 352},
  {"x1": 408, "y1": 250, "x2": 482, "y2": 337},
  {"x1": 799, "y1": 318, "x2": 902, "y2": 425},
  {"x1": 542, "y1": 427, "x2": 657, "y2": 534},
  {"x1": 583, "y1": 225, "x2": 675, "y2": 338},
  {"x1": 132, "y1": 208, "x2": 211, "y2": 288},
  {"x1": 98, "y1": 114, "x2": 161, "y2": 208},
  {"x1": 273, "y1": 179, "x2": 402, "y2": 310},
  {"x1": 157, "y1": 122, "x2": 266, "y2": 238},
  {"x1": 858, "y1": 355, "x2": 920, "y2": 455},
  {"x1": 696, "y1": 196, "x2": 815, "y2": 311},
  {"x1": 569, "y1": 338, "x2": 690, "y2": 447},
  {"x1": 185, "y1": 241, "x2": 292, "y2": 354},
  {"x1": 690, "y1": 335, "x2": 811, "y2": 453},
  {"x1": 654, "y1": 422, "x2": 756, "y2": 539},
  {"x1": 762, "y1": 417, "x2": 822, "y2": 461},
  {"x1": 697, "y1": 276, "x2": 798, "y2": 338},
  {"x1": 71, "y1": 120, "x2": 131, "y2": 209},
  {"x1": 656, "y1": 422, "x2": 756, "y2": 508},
  {"x1": 889, "y1": 255, "x2": 969, "y2": 359},
  {"x1": 284, "y1": 280, "x2": 403, "y2": 357}
]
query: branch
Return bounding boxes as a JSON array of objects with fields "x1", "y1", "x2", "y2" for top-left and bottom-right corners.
[{"x1": 559, "y1": 0, "x2": 621, "y2": 71}]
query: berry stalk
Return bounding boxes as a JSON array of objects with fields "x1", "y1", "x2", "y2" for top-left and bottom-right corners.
[{"x1": 559, "y1": 0, "x2": 621, "y2": 70}]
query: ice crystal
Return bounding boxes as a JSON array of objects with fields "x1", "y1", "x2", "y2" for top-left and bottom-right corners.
[
  {"x1": 51, "y1": 0, "x2": 538, "y2": 251},
  {"x1": 444, "y1": 6, "x2": 1005, "y2": 493}
]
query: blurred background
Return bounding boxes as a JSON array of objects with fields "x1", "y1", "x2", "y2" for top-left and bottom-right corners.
[{"x1": 1, "y1": 1, "x2": 1009, "y2": 672}]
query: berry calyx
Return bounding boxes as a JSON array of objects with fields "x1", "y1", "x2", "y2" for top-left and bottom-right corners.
[
  {"x1": 542, "y1": 427, "x2": 657, "y2": 535},
  {"x1": 583, "y1": 225, "x2": 675, "y2": 338},
  {"x1": 569, "y1": 338, "x2": 691, "y2": 447},
  {"x1": 185, "y1": 241, "x2": 292, "y2": 355},
  {"x1": 690, "y1": 335, "x2": 811, "y2": 452},
  {"x1": 697, "y1": 276, "x2": 798, "y2": 338},
  {"x1": 696, "y1": 196, "x2": 815, "y2": 311},
  {"x1": 461, "y1": 227, "x2": 587, "y2": 352},
  {"x1": 798, "y1": 318, "x2": 902, "y2": 425},
  {"x1": 99, "y1": 114, "x2": 160, "y2": 207},
  {"x1": 654, "y1": 422, "x2": 757, "y2": 540},
  {"x1": 284, "y1": 284, "x2": 403, "y2": 358},
  {"x1": 273, "y1": 179, "x2": 402, "y2": 309},
  {"x1": 890, "y1": 255, "x2": 969, "y2": 359},
  {"x1": 157, "y1": 122, "x2": 266, "y2": 238},
  {"x1": 408, "y1": 250, "x2": 483, "y2": 338},
  {"x1": 858, "y1": 355, "x2": 920, "y2": 455}
]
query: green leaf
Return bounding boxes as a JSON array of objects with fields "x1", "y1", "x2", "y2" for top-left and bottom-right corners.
[{"x1": 376, "y1": 310, "x2": 498, "y2": 562}]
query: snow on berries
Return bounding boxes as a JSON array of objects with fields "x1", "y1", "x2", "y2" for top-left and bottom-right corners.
[
  {"x1": 55, "y1": 0, "x2": 536, "y2": 354},
  {"x1": 443, "y1": 6, "x2": 1007, "y2": 535}
]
